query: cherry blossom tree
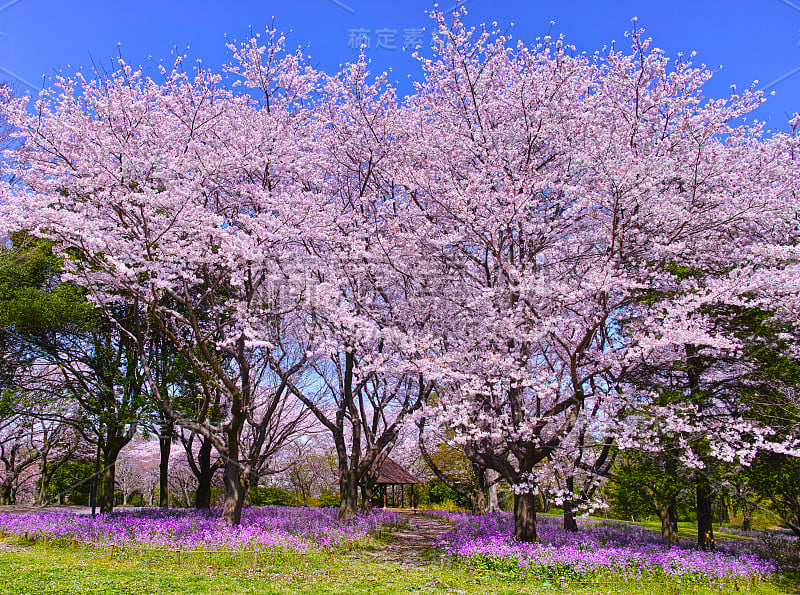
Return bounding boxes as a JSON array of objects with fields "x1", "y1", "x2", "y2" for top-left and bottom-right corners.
[
  {"x1": 0, "y1": 31, "x2": 321, "y2": 524},
  {"x1": 266, "y1": 55, "x2": 435, "y2": 519},
  {"x1": 397, "y1": 12, "x2": 796, "y2": 542}
]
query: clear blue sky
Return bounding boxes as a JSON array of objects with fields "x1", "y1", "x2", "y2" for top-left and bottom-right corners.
[{"x1": 1, "y1": 0, "x2": 799, "y2": 130}]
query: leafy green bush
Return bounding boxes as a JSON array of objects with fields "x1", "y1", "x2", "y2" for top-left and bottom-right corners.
[
  {"x1": 317, "y1": 488, "x2": 341, "y2": 507},
  {"x1": 249, "y1": 486, "x2": 298, "y2": 506}
]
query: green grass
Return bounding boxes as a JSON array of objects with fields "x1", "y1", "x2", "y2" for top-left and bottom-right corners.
[{"x1": 0, "y1": 535, "x2": 792, "y2": 595}]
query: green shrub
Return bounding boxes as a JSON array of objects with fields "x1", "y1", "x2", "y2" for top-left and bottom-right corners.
[
  {"x1": 317, "y1": 488, "x2": 341, "y2": 507},
  {"x1": 249, "y1": 486, "x2": 298, "y2": 506}
]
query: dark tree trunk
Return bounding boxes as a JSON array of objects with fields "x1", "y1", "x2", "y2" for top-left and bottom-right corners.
[
  {"x1": 99, "y1": 441, "x2": 126, "y2": 514},
  {"x1": 100, "y1": 459, "x2": 116, "y2": 513},
  {"x1": 360, "y1": 482, "x2": 373, "y2": 513},
  {"x1": 513, "y1": 491, "x2": 538, "y2": 543},
  {"x1": 742, "y1": 511, "x2": 752, "y2": 532},
  {"x1": 563, "y1": 506, "x2": 579, "y2": 532},
  {"x1": 0, "y1": 480, "x2": 14, "y2": 505},
  {"x1": 221, "y1": 453, "x2": 245, "y2": 525},
  {"x1": 696, "y1": 473, "x2": 715, "y2": 550},
  {"x1": 668, "y1": 498, "x2": 679, "y2": 541},
  {"x1": 470, "y1": 464, "x2": 487, "y2": 515},
  {"x1": 193, "y1": 435, "x2": 216, "y2": 509},
  {"x1": 158, "y1": 422, "x2": 173, "y2": 508},
  {"x1": 339, "y1": 472, "x2": 359, "y2": 520},
  {"x1": 469, "y1": 485, "x2": 486, "y2": 515},
  {"x1": 654, "y1": 497, "x2": 679, "y2": 545},
  {"x1": 563, "y1": 476, "x2": 579, "y2": 532}
]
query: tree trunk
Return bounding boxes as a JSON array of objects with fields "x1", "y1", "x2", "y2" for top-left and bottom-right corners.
[
  {"x1": 469, "y1": 485, "x2": 486, "y2": 515},
  {"x1": 158, "y1": 422, "x2": 173, "y2": 508},
  {"x1": 194, "y1": 435, "x2": 215, "y2": 509},
  {"x1": 0, "y1": 480, "x2": 14, "y2": 505},
  {"x1": 470, "y1": 464, "x2": 487, "y2": 515},
  {"x1": 696, "y1": 473, "x2": 715, "y2": 550},
  {"x1": 513, "y1": 491, "x2": 538, "y2": 543},
  {"x1": 742, "y1": 509, "x2": 752, "y2": 531},
  {"x1": 654, "y1": 497, "x2": 679, "y2": 545},
  {"x1": 360, "y1": 482, "x2": 373, "y2": 513},
  {"x1": 486, "y1": 469, "x2": 499, "y2": 512},
  {"x1": 100, "y1": 459, "x2": 116, "y2": 513},
  {"x1": 34, "y1": 475, "x2": 50, "y2": 507},
  {"x1": 221, "y1": 455, "x2": 245, "y2": 525},
  {"x1": 339, "y1": 473, "x2": 359, "y2": 520},
  {"x1": 195, "y1": 471, "x2": 213, "y2": 509},
  {"x1": 563, "y1": 505, "x2": 579, "y2": 532},
  {"x1": 563, "y1": 475, "x2": 579, "y2": 532}
]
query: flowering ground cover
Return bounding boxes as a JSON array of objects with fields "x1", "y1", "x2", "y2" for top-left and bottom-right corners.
[
  {"x1": 428, "y1": 511, "x2": 793, "y2": 584},
  {"x1": 0, "y1": 506, "x2": 403, "y2": 553}
]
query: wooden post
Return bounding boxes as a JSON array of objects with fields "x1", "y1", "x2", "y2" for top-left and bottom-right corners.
[
  {"x1": 302, "y1": 553, "x2": 307, "y2": 568},
  {"x1": 252, "y1": 550, "x2": 258, "y2": 570},
  {"x1": 108, "y1": 545, "x2": 115, "y2": 561},
  {"x1": 439, "y1": 556, "x2": 444, "y2": 569},
  {"x1": 468, "y1": 566, "x2": 473, "y2": 580},
  {"x1": 71, "y1": 539, "x2": 76, "y2": 553},
  {"x1": 175, "y1": 550, "x2": 180, "y2": 565}
]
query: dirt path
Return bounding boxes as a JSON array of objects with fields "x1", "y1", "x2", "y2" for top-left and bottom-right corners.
[{"x1": 366, "y1": 512, "x2": 452, "y2": 566}]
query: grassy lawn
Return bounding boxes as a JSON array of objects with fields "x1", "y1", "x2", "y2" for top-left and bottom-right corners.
[{"x1": 0, "y1": 536, "x2": 791, "y2": 595}]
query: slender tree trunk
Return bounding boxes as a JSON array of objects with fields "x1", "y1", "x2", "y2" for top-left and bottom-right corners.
[
  {"x1": 158, "y1": 422, "x2": 173, "y2": 508},
  {"x1": 34, "y1": 474, "x2": 50, "y2": 506},
  {"x1": 513, "y1": 491, "x2": 538, "y2": 543},
  {"x1": 180, "y1": 482, "x2": 191, "y2": 507},
  {"x1": 486, "y1": 469, "x2": 499, "y2": 512},
  {"x1": 471, "y1": 464, "x2": 487, "y2": 515},
  {"x1": 742, "y1": 508, "x2": 753, "y2": 531},
  {"x1": 194, "y1": 435, "x2": 215, "y2": 509},
  {"x1": 563, "y1": 476, "x2": 579, "y2": 532},
  {"x1": 696, "y1": 473, "x2": 715, "y2": 550}
]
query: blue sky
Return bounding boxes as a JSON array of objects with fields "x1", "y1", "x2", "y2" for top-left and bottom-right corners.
[{"x1": 1, "y1": 0, "x2": 799, "y2": 130}]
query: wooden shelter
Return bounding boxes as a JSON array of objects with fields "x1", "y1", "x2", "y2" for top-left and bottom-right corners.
[{"x1": 371, "y1": 458, "x2": 422, "y2": 508}]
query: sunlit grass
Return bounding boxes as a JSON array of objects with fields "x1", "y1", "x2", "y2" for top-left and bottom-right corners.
[{"x1": 0, "y1": 533, "x2": 791, "y2": 595}]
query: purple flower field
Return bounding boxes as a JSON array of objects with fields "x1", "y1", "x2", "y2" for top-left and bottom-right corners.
[
  {"x1": 428, "y1": 511, "x2": 792, "y2": 582},
  {"x1": 0, "y1": 506, "x2": 403, "y2": 553}
]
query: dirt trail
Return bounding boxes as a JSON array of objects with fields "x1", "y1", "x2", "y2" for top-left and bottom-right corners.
[{"x1": 368, "y1": 512, "x2": 452, "y2": 566}]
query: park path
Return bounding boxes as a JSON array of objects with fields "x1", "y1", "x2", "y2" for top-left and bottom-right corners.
[{"x1": 368, "y1": 511, "x2": 452, "y2": 566}]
